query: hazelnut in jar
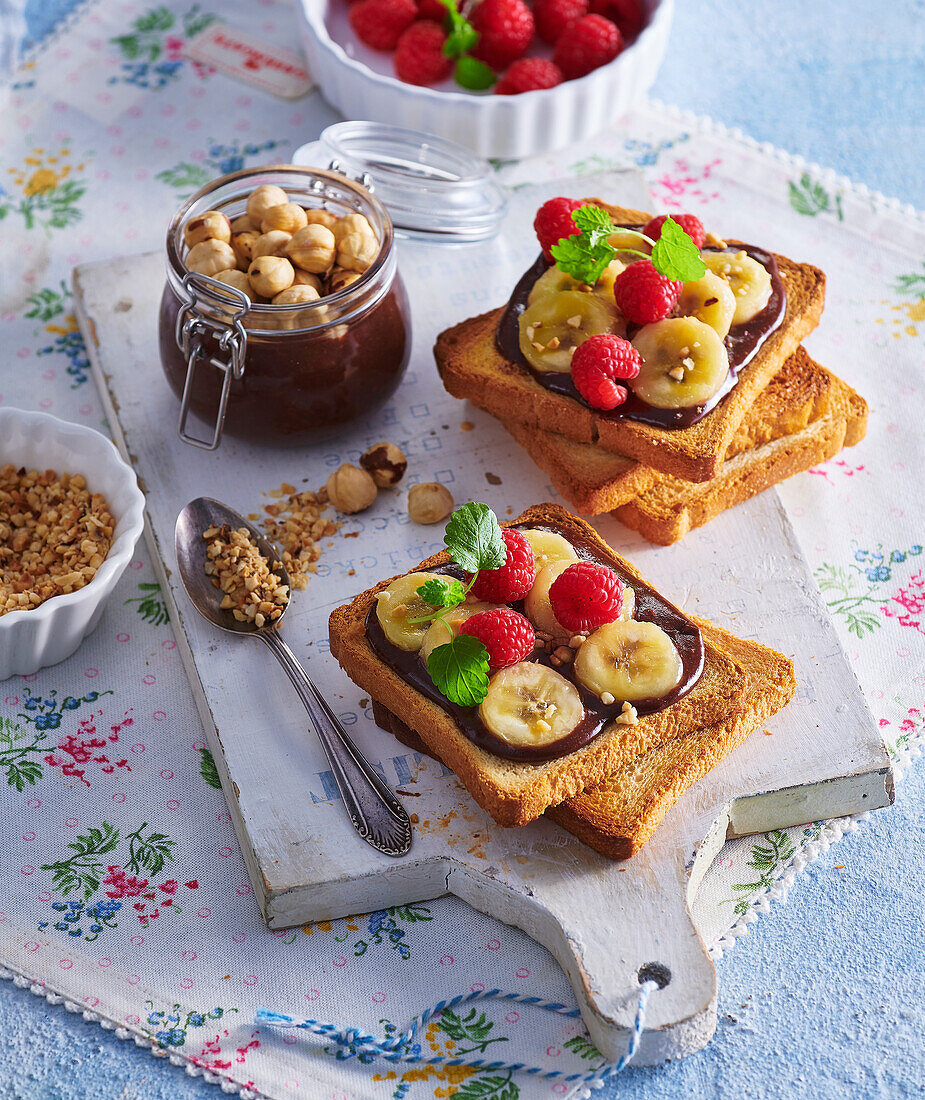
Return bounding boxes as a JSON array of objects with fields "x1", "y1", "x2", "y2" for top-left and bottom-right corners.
[{"x1": 159, "y1": 166, "x2": 411, "y2": 449}]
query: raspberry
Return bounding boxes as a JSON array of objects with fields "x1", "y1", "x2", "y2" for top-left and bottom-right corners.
[
  {"x1": 495, "y1": 57, "x2": 564, "y2": 94},
  {"x1": 549, "y1": 562, "x2": 623, "y2": 632},
  {"x1": 394, "y1": 21, "x2": 453, "y2": 84},
  {"x1": 416, "y1": 0, "x2": 448, "y2": 20},
  {"x1": 534, "y1": 0, "x2": 588, "y2": 44},
  {"x1": 570, "y1": 334, "x2": 640, "y2": 410},
  {"x1": 471, "y1": 0, "x2": 535, "y2": 72},
  {"x1": 588, "y1": 0, "x2": 643, "y2": 40},
  {"x1": 534, "y1": 196, "x2": 582, "y2": 261},
  {"x1": 468, "y1": 528, "x2": 536, "y2": 603},
  {"x1": 613, "y1": 260, "x2": 681, "y2": 325},
  {"x1": 349, "y1": 0, "x2": 417, "y2": 50},
  {"x1": 643, "y1": 213, "x2": 706, "y2": 250},
  {"x1": 459, "y1": 607, "x2": 536, "y2": 670},
  {"x1": 553, "y1": 14, "x2": 622, "y2": 80}
]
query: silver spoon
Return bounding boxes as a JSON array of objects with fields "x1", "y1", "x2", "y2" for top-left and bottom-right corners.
[{"x1": 175, "y1": 496, "x2": 412, "y2": 858}]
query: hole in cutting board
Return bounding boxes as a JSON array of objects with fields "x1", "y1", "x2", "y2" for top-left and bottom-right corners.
[{"x1": 637, "y1": 962, "x2": 671, "y2": 989}]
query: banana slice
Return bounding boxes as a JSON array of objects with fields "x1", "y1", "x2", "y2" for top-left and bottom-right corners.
[
  {"x1": 479, "y1": 662, "x2": 585, "y2": 748},
  {"x1": 519, "y1": 528, "x2": 579, "y2": 571},
  {"x1": 574, "y1": 620, "x2": 683, "y2": 702},
  {"x1": 524, "y1": 560, "x2": 575, "y2": 642},
  {"x1": 631, "y1": 317, "x2": 729, "y2": 409},
  {"x1": 702, "y1": 250, "x2": 772, "y2": 325},
  {"x1": 519, "y1": 290, "x2": 622, "y2": 373},
  {"x1": 418, "y1": 601, "x2": 498, "y2": 664},
  {"x1": 375, "y1": 572, "x2": 445, "y2": 652},
  {"x1": 676, "y1": 270, "x2": 737, "y2": 338},
  {"x1": 607, "y1": 228, "x2": 650, "y2": 257},
  {"x1": 528, "y1": 261, "x2": 626, "y2": 306}
]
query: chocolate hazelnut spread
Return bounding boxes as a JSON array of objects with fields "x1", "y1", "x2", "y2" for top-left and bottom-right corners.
[
  {"x1": 495, "y1": 237, "x2": 786, "y2": 429},
  {"x1": 365, "y1": 522, "x2": 704, "y2": 762}
]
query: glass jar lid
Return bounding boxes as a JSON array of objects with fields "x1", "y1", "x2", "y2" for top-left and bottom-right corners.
[{"x1": 292, "y1": 121, "x2": 507, "y2": 242}]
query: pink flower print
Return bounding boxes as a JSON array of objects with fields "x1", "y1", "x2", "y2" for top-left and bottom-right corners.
[
  {"x1": 650, "y1": 157, "x2": 722, "y2": 209},
  {"x1": 159, "y1": 880, "x2": 178, "y2": 895},
  {"x1": 881, "y1": 570, "x2": 925, "y2": 634},
  {"x1": 165, "y1": 35, "x2": 184, "y2": 60},
  {"x1": 44, "y1": 716, "x2": 130, "y2": 785},
  {"x1": 185, "y1": 880, "x2": 199, "y2": 889},
  {"x1": 104, "y1": 866, "x2": 150, "y2": 899}
]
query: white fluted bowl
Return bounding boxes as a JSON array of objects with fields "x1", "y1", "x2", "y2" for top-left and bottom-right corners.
[
  {"x1": 0, "y1": 409, "x2": 145, "y2": 679},
  {"x1": 297, "y1": 0, "x2": 673, "y2": 159}
]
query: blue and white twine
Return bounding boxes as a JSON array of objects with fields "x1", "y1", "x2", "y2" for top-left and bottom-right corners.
[{"x1": 256, "y1": 981, "x2": 657, "y2": 1084}]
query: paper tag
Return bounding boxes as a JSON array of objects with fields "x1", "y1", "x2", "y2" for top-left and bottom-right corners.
[{"x1": 183, "y1": 25, "x2": 314, "y2": 100}]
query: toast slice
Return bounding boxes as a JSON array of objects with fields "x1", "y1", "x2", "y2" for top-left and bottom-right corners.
[
  {"x1": 614, "y1": 375, "x2": 868, "y2": 544},
  {"x1": 501, "y1": 346, "x2": 835, "y2": 515},
  {"x1": 434, "y1": 204, "x2": 826, "y2": 482},
  {"x1": 329, "y1": 505, "x2": 750, "y2": 827},
  {"x1": 378, "y1": 621, "x2": 795, "y2": 859}
]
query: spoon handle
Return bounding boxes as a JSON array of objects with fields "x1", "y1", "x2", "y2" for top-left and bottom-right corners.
[{"x1": 260, "y1": 629, "x2": 412, "y2": 857}]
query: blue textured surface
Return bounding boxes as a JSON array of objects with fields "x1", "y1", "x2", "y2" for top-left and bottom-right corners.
[{"x1": 2, "y1": 1, "x2": 924, "y2": 1097}]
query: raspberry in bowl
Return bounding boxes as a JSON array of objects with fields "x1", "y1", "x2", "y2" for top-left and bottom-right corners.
[{"x1": 296, "y1": 0, "x2": 674, "y2": 157}]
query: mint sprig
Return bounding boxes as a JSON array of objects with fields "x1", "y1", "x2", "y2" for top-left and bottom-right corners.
[
  {"x1": 438, "y1": 0, "x2": 479, "y2": 57},
  {"x1": 455, "y1": 56, "x2": 495, "y2": 91},
  {"x1": 550, "y1": 204, "x2": 705, "y2": 286},
  {"x1": 405, "y1": 502, "x2": 507, "y2": 707}
]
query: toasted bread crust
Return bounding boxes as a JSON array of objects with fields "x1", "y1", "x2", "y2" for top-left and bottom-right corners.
[
  {"x1": 376, "y1": 619, "x2": 795, "y2": 859},
  {"x1": 329, "y1": 505, "x2": 747, "y2": 827},
  {"x1": 434, "y1": 204, "x2": 826, "y2": 482}
]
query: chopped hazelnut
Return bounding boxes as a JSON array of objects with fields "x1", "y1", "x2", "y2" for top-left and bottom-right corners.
[
  {"x1": 303, "y1": 207, "x2": 337, "y2": 230},
  {"x1": 231, "y1": 230, "x2": 261, "y2": 268},
  {"x1": 251, "y1": 230, "x2": 292, "y2": 259},
  {"x1": 360, "y1": 442, "x2": 407, "y2": 488},
  {"x1": 184, "y1": 210, "x2": 231, "y2": 248},
  {"x1": 186, "y1": 239, "x2": 237, "y2": 276},
  {"x1": 326, "y1": 463, "x2": 378, "y2": 514},
  {"x1": 408, "y1": 482, "x2": 454, "y2": 525},
  {"x1": 600, "y1": 691, "x2": 616, "y2": 706},
  {"x1": 248, "y1": 256, "x2": 295, "y2": 298},
  {"x1": 286, "y1": 224, "x2": 337, "y2": 274},
  {"x1": 246, "y1": 184, "x2": 288, "y2": 226},
  {"x1": 261, "y1": 202, "x2": 308, "y2": 235}
]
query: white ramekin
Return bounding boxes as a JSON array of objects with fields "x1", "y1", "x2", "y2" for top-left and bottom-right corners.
[
  {"x1": 297, "y1": 0, "x2": 673, "y2": 159},
  {"x1": 0, "y1": 408, "x2": 145, "y2": 679}
]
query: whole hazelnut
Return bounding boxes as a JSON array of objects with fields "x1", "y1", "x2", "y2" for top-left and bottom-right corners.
[
  {"x1": 337, "y1": 231, "x2": 379, "y2": 274},
  {"x1": 230, "y1": 213, "x2": 254, "y2": 233},
  {"x1": 248, "y1": 255, "x2": 294, "y2": 297},
  {"x1": 231, "y1": 230, "x2": 260, "y2": 268},
  {"x1": 214, "y1": 269, "x2": 252, "y2": 297},
  {"x1": 286, "y1": 224, "x2": 337, "y2": 274},
  {"x1": 328, "y1": 267, "x2": 362, "y2": 293},
  {"x1": 303, "y1": 207, "x2": 337, "y2": 230},
  {"x1": 251, "y1": 230, "x2": 292, "y2": 259},
  {"x1": 360, "y1": 442, "x2": 407, "y2": 488},
  {"x1": 184, "y1": 210, "x2": 231, "y2": 248},
  {"x1": 186, "y1": 239, "x2": 237, "y2": 276},
  {"x1": 326, "y1": 463, "x2": 378, "y2": 514},
  {"x1": 332, "y1": 213, "x2": 376, "y2": 243},
  {"x1": 408, "y1": 483, "x2": 454, "y2": 525},
  {"x1": 261, "y1": 202, "x2": 308, "y2": 235},
  {"x1": 272, "y1": 284, "x2": 321, "y2": 306},
  {"x1": 246, "y1": 184, "x2": 288, "y2": 226},
  {"x1": 292, "y1": 269, "x2": 323, "y2": 293}
]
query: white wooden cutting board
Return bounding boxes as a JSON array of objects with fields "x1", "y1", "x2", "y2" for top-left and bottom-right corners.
[{"x1": 73, "y1": 172, "x2": 891, "y2": 1065}]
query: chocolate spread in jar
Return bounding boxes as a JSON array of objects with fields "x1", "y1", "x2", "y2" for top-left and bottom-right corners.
[
  {"x1": 495, "y1": 235, "x2": 786, "y2": 430},
  {"x1": 364, "y1": 522, "x2": 704, "y2": 763}
]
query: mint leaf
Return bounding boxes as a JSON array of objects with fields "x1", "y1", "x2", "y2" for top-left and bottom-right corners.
[
  {"x1": 572, "y1": 204, "x2": 614, "y2": 237},
  {"x1": 650, "y1": 216, "x2": 706, "y2": 282},
  {"x1": 438, "y1": 0, "x2": 479, "y2": 58},
  {"x1": 455, "y1": 56, "x2": 495, "y2": 90},
  {"x1": 417, "y1": 577, "x2": 466, "y2": 610},
  {"x1": 427, "y1": 635, "x2": 490, "y2": 707},
  {"x1": 444, "y1": 502, "x2": 505, "y2": 574},
  {"x1": 550, "y1": 233, "x2": 615, "y2": 286}
]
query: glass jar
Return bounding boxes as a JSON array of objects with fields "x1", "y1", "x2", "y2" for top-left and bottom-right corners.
[{"x1": 159, "y1": 165, "x2": 410, "y2": 449}]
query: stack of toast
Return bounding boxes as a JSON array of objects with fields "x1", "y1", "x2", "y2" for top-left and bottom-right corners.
[
  {"x1": 330, "y1": 506, "x2": 796, "y2": 860},
  {"x1": 434, "y1": 204, "x2": 867, "y2": 543}
]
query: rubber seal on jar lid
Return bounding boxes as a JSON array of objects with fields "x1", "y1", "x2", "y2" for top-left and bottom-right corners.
[{"x1": 291, "y1": 122, "x2": 507, "y2": 243}]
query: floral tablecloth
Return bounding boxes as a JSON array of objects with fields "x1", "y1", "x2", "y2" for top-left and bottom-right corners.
[{"x1": 0, "y1": 3, "x2": 923, "y2": 1098}]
